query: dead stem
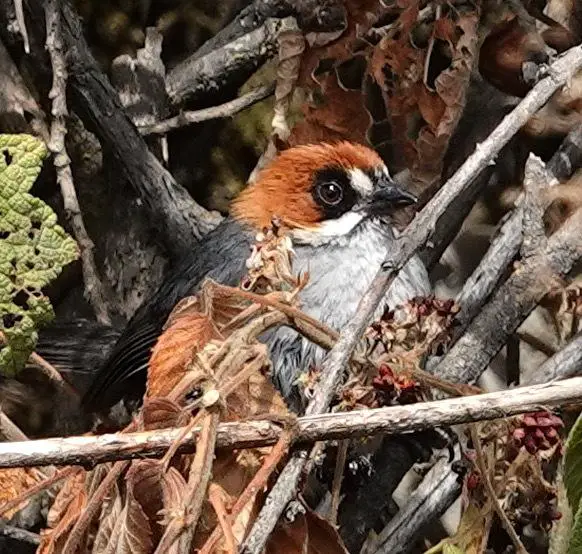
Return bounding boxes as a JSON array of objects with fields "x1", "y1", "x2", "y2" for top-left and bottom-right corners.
[
  {"x1": 208, "y1": 483, "x2": 236, "y2": 554},
  {"x1": 61, "y1": 461, "x2": 130, "y2": 554},
  {"x1": 469, "y1": 424, "x2": 529, "y2": 554},
  {"x1": 329, "y1": 439, "x2": 349, "y2": 525},
  {"x1": 199, "y1": 430, "x2": 294, "y2": 554}
]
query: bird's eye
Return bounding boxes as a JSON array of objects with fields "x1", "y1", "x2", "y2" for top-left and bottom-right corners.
[{"x1": 316, "y1": 181, "x2": 343, "y2": 206}]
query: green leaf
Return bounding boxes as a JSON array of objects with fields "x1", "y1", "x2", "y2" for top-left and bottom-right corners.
[
  {"x1": 443, "y1": 545, "x2": 465, "y2": 554},
  {"x1": 0, "y1": 134, "x2": 79, "y2": 375},
  {"x1": 567, "y1": 500, "x2": 582, "y2": 554},
  {"x1": 564, "y1": 414, "x2": 582, "y2": 512}
]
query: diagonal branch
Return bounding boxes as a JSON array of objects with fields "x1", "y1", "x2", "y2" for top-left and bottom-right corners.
[{"x1": 241, "y1": 44, "x2": 582, "y2": 554}]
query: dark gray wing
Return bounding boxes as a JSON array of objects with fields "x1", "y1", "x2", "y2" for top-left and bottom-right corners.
[{"x1": 81, "y1": 218, "x2": 253, "y2": 413}]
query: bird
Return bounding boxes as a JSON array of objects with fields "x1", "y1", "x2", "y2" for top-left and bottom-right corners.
[{"x1": 57, "y1": 142, "x2": 432, "y2": 419}]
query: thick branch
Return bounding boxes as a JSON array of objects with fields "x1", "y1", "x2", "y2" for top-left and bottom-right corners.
[
  {"x1": 435, "y1": 208, "x2": 582, "y2": 385},
  {"x1": 0, "y1": 0, "x2": 222, "y2": 257},
  {"x1": 525, "y1": 331, "x2": 582, "y2": 385},
  {"x1": 165, "y1": 0, "x2": 346, "y2": 104},
  {"x1": 366, "y1": 454, "x2": 461, "y2": 554},
  {"x1": 0, "y1": 377, "x2": 581, "y2": 468},
  {"x1": 455, "y1": 120, "x2": 582, "y2": 332},
  {"x1": 242, "y1": 44, "x2": 582, "y2": 554}
]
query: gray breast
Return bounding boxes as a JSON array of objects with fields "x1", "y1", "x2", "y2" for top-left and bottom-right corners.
[{"x1": 267, "y1": 220, "x2": 431, "y2": 399}]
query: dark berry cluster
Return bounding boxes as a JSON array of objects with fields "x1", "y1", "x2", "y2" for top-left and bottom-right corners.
[
  {"x1": 511, "y1": 411, "x2": 564, "y2": 454},
  {"x1": 372, "y1": 363, "x2": 421, "y2": 405}
]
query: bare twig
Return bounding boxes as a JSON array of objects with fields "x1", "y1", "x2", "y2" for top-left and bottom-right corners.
[
  {"x1": 469, "y1": 425, "x2": 528, "y2": 554},
  {"x1": 0, "y1": 0, "x2": 222, "y2": 255},
  {"x1": 208, "y1": 484, "x2": 236, "y2": 554},
  {"x1": 165, "y1": 0, "x2": 345, "y2": 104},
  {"x1": 61, "y1": 461, "x2": 130, "y2": 554},
  {"x1": 140, "y1": 84, "x2": 274, "y2": 135},
  {"x1": 13, "y1": 0, "x2": 28, "y2": 53},
  {"x1": 329, "y1": 439, "x2": 348, "y2": 525},
  {"x1": 45, "y1": 0, "x2": 111, "y2": 325},
  {"x1": 1, "y1": 377, "x2": 582, "y2": 468},
  {"x1": 242, "y1": 44, "x2": 582, "y2": 554},
  {"x1": 0, "y1": 467, "x2": 78, "y2": 517},
  {"x1": 167, "y1": 18, "x2": 287, "y2": 105},
  {"x1": 546, "y1": 122, "x2": 582, "y2": 181},
  {"x1": 155, "y1": 410, "x2": 220, "y2": 554},
  {"x1": 199, "y1": 430, "x2": 293, "y2": 554}
]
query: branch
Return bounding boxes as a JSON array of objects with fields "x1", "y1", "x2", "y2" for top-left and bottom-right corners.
[
  {"x1": 140, "y1": 84, "x2": 275, "y2": 136},
  {"x1": 45, "y1": 0, "x2": 111, "y2": 325},
  {"x1": 454, "y1": 120, "x2": 582, "y2": 332},
  {"x1": 242, "y1": 44, "x2": 582, "y2": 554},
  {"x1": 0, "y1": 0, "x2": 222, "y2": 257},
  {"x1": 520, "y1": 154, "x2": 551, "y2": 258},
  {"x1": 165, "y1": 0, "x2": 346, "y2": 104},
  {"x1": 524, "y1": 331, "x2": 582, "y2": 385},
  {"x1": 434, "y1": 207, "x2": 582, "y2": 385},
  {"x1": 0, "y1": 377, "x2": 582, "y2": 468},
  {"x1": 365, "y1": 453, "x2": 461, "y2": 554},
  {"x1": 546, "y1": 122, "x2": 582, "y2": 181}
]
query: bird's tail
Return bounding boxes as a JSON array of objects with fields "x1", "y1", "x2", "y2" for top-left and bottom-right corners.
[
  {"x1": 0, "y1": 319, "x2": 121, "y2": 436},
  {"x1": 34, "y1": 318, "x2": 121, "y2": 394}
]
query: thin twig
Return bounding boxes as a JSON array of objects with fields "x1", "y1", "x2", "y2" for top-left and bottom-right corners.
[
  {"x1": 524, "y1": 331, "x2": 582, "y2": 385},
  {"x1": 521, "y1": 154, "x2": 551, "y2": 258},
  {"x1": 329, "y1": 439, "x2": 348, "y2": 525},
  {"x1": 208, "y1": 484, "x2": 236, "y2": 554},
  {"x1": 45, "y1": 0, "x2": 111, "y2": 324},
  {"x1": 367, "y1": 450, "x2": 461, "y2": 554},
  {"x1": 140, "y1": 84, "x2": 274, "y2": 135},
  {"x1": 242, "y1": 44, "x2": 582, "y2": 554},
  {"x1": 13, "y1": 0, "x2": 28, "y2": 53},
  {"x1": 61, "y1": 461, "x2": 130, "y2": 554},
  {"x1": 155, "y1": 410, "x2": 220, "y2": 554},
  {"x1": 2, "y1": 377, "x2": 582, "y2": 468},
  {"x1": 199, "y1": 430, "x2": 294, "y2": 554},
  {"x1": 469, "y1": 425, "x2": 528, "y2": 554}
]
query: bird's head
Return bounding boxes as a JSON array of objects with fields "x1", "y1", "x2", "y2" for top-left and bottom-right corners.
[{"x1": 231, "y1": 142, "x2": 416, "y2": 245}]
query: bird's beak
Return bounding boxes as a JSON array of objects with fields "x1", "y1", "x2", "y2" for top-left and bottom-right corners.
[{"x1": 366, "y1": 176, "x2": 417, "y2": 215}]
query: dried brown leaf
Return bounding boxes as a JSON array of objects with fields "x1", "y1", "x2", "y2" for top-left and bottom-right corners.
[
  {"x1": 266, "y1": 505, "x2": 349, "y2": 554},
  {"x1": 0, "y1": 467, "x2": 42, "y2": 518},
  {"x1": 289, "y1": 71, "x2": 371, "y2": 146},
  {"x1": 93, "y1": 484, "x2": 123, "y2": 553},
  {"x1": 411, "y1": 12, "x2": 479, "y2": 194},
  {"x1": 147, "y1": 310, "x2": 221, "y2": 398},
  {"x1": 39, "y1": 475, "x2": 87, "y2": 554},
  {"x1": 94, "y1": 470, "x2": 154, "y2": 554},
  {"x1": 140, "y1": 397, "x2": 185, "y2": 430}
]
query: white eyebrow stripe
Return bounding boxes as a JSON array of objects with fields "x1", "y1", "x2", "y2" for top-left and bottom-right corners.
[{"x1": 349, "y1": 168, "x2": 374, "y2": 195}]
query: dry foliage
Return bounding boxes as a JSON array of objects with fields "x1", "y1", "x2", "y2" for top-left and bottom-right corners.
[{"x1": 33, "y1": 221, "x2": 351, "y2": 554}]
